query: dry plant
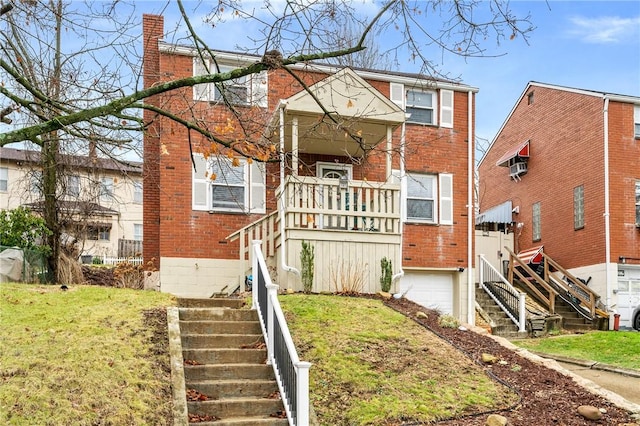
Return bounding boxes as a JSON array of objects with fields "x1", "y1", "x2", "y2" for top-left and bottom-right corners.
[
  {"x1": 113, "y1": 260, "x2": 144, "y2": 289},
  {"x1": 330, "y1": 260, "x2": 368, "y2": 295},
  {"x1": 57, "y1": 242, "x2": 83, "y2": 284}
]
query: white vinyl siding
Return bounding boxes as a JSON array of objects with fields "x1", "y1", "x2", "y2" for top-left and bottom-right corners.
[
  {"x1": 193, "y1": 58, "x2": 267, "y2": 107},
  {"x1": 192, "y1": 155, "x2": 265, "y2": 213}
]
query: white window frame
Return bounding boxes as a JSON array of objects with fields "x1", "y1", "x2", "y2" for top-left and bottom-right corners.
[
  {"x1": 316, "y1": 162, "x2": 353, "y2": 180},
  {"x1": 0, "y1": 167, "x2": 7, "y2": 192},
  {"x1": 532, "y1": 202, "x2": 541, "y2": 241},
  {"x1": 574, "y1": 185, "x2": 584, "y2": 230},
  {"x1": 405, "y1": 89, "x2": 437, "y2": 125},
  {"x1": 192, "y1": 155, "x2": 266, "y2": 214},
  {"x1": 635, "y1": 180, "x2": 640, "y2": 226},
  {"x1": 193, "y1": 58, "x2": 268, "y2": 107},
  {"x1": 100, "y1": 177, "x2": 114, "y2": 202},
  {"x1": 133, "y1": 224, "x2": 143, "y2": 241},
  {"x1": 390, "y1": 83, "x2": 453, "y2": 127},
  {"x1": 635, "y1": 105, "x2": 640, "y2": 138},
  {"x1": 133, "y1": 181, "x2": 143, "y2": 204},
  {"x1": 406, "y1": 172, "x2": 438, "y2": 223}
]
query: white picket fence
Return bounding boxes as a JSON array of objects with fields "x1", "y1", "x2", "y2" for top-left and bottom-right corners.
[{"x1": 102, "y1": 256, "x2": 144, "y2": 266}]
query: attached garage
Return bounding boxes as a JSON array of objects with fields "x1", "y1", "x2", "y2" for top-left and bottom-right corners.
[
  {"x1": 399, "y1": 271, "x2": 455, "y2": 315},
  {"x1": 617, "y1": 265, "x2": 640, "y2": 329}
]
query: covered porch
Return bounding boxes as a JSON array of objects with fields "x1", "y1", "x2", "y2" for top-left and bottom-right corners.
[{"x1": 229, "y1": 68, "x2": 406, "y2": 293}]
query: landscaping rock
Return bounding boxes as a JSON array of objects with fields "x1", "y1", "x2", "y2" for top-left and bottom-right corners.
[
  {"x1": 481, "y1": 353, "x2": 498, "y2": 364},
  {"x1": 485, "y1": 414, "x2": 508, "y2": 426},
  {"x1": 577, "y1": 405, "x2": 603, "y2": 421},
  {"x1": 416, "y1": 311, "x2": 428, "y2": 320},
  {"x1": 377, "y1": 291, "x2": 392, "y2": 299}
]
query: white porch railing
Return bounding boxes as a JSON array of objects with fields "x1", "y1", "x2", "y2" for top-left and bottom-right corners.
[
  {"x1": 478, "y1": 254, "x2": 527, "y2": 332},
  {"x1": 252, "y1": 240, "x2": 311, "y2": 426},
  {"x1": 282, "y1": 176, "x2": 400, "y2": 233}
]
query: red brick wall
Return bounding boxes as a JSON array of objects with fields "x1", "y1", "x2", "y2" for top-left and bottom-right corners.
[
  {"x1": 143, "y1": 16, "x2": 474, "y2": 267},
  {"x1": 479, "y1": 85, "x2": 639, "y2": 268}
]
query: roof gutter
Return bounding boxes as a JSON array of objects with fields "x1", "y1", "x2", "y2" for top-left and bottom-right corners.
[{"x1": 391, "y1": 119, "x2": 408, "y2": 287}]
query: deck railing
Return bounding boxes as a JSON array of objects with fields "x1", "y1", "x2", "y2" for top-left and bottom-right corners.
[
  {"x1": 252, "y1": 240, "x2": 310, "y2": 426},
  {"x1": 282, "y1": 176, "x2": 400, "y2": 233},
  {"x1": 478, "y1": 254, "x2": 526, "y2": 332},
  {"x1": 505, "y1": 247, "x2": 559, "y2": 314}
]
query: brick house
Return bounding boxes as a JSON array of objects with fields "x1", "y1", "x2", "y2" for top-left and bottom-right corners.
[
  {"x1": 142, "y1": 15, "x2": 477, "y2": 322},
  {"x1": 477, "y1": 82, "x2": 640, "y2": 329},
  {"x1": 0, "y1": 146, "x2": 144, "y2": 260}
]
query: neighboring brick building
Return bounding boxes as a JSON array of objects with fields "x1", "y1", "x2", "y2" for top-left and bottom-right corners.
[
  {"x1": 142, "y1": 15, "x2": 477, "y2": 322},
  {"x1": 477, "y1": 82, "x2": 640, "y2": 328}
]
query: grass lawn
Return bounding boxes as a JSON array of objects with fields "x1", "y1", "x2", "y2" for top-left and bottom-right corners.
[
  {"x1": 280, "y1": 294, "x2": 519, "y2": 426},
  {"x1": 513, "y1": 331, "x2": 640, "y2": 370},
  {"x1": 0, "y1": 283, "x2": 175, "y2": 426}
]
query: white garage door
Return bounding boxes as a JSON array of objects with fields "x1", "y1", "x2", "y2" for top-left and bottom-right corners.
[
  {"x1": 617, "y1": 279, "x2": 640, "y2": 329},
  {"x1": 399, "y1": 272, "x2": 454, "y2": 315}
]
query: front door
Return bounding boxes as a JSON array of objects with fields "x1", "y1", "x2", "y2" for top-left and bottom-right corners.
[{"x1": 316, "y1": 162, "x2": 352, "y2": 229}]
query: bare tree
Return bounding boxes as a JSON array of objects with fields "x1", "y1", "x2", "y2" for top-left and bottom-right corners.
[{"x1": 0, "y1": 0, "x2": 533, "y2": 281}]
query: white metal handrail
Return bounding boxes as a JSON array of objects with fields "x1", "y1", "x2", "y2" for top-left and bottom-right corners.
[
  {"x1": 252, "y1": 240, "x2": 311, "y2": 426},
  {"x1": 478, "y1": 254, "x2": 526, "y2": 332}
]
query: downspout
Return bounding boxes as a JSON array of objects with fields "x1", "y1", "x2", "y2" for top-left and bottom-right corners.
[
  {"x1": 467, "y1": 90, "x2": 475, "y2": 325},
  {"x1": 603, "y1": 97, "x2": 611, "y2": 311},
  {"x1": 391, "y1": 119, "x2": 407, "y2": 287},
  {"x1": 278, "y1": 101, "x2": 301, "y2": 277}
]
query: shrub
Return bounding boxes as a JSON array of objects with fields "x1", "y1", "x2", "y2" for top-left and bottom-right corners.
[
  {"x1": 380, "y1": 257, "x2": 392, "y2": 293},
  {"x1": 113, "y1": 261, "x2": 144, "y2": 289},
  {"x1": 438, "y1": 314, "x2": 460, "y2": 329},
  {"x1": 92, "y1": 256, "x2": 103, "y2": 265},
  {"x1": 330, "y1": 260, "x2": 367, "y2": 295},
  {"x1": 300, "y1": 240, "x2": 314, "y2": 293}
]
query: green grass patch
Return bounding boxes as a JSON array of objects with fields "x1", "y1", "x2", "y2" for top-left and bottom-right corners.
[
  {"x1": 280, "y1": 294, "x2": 519, "y2": 426},
  {"x1": 513, "y1": 331, "x2": 640, "y2": 370},
  {"x1": 0, "y1": 283, "x2": 175, "y2": 425}
]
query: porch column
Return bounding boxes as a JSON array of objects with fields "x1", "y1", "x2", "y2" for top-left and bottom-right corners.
[
  {"x1": 292, "y1": 116, "x2": 299, "y2": 177},
  {"x1": 386, "y1": 125, "x2": 392, "y2": 179}
]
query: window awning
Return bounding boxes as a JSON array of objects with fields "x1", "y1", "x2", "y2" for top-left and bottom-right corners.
[
  {"x1": 517, "y1": 245, "x2": 543, "y2": 265},
  {"x1": 496, "y1": 140, "x2": 530, "y2": 167},
  {"x1": 476, "y1": 200, "x2": 513, "y2": 225}
]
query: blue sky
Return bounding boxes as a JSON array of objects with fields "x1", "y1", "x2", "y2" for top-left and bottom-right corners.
[{"x1": 137, "y1": 1, "x2": 640, "y2": 154}]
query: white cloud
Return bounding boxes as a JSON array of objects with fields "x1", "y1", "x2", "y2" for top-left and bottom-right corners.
[{"x1": 567, "y1": 15, "x2": 640, "y2": 44}]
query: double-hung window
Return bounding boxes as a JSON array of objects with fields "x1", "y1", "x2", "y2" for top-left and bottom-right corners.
[
  {"x1": 192, "y1": 155, "x2": 265, "y2": 213},
  {"x1": 68, "y1": 175, "x2": 80, "y2": 198},
  {"x1": 0, "y1": 167, "x2": 7, "y2": 192},
  {"x1": 574, "y1": 185, "x2": 584, "y2": 230},
  {"x1": 133, "y1": 224, "x2": 143, "y2": 241},
  {"x1": 390, "y1": 83, "x2": 454, "y2": 127},
  {"x1": 634, "y1": 105, "x2": 640, "y2": 138},
  {"x1": 635, "y1": 180, "x2": 640, "y2": 226},
  {"x1": 133, "y1": 181, "x2": 143, "y2": 204},
  {"x1": 193, "y1": 59, "x2": 268, "y2": 107},
  {"x1": 100, "y1": 177, "x2": 114, "y2": 202},
  {"x1": 404, "y1": 172, "x2": 453, "y2": 224}
]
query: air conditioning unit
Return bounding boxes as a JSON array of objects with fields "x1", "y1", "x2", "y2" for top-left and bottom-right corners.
[{"x1": 509, "y1": 162, "x2": 528, "y2": 179}]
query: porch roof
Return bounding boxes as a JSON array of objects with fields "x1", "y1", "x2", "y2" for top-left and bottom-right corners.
[{"x1": 277, "y1": 68, "x2": 405, "y2": 157}]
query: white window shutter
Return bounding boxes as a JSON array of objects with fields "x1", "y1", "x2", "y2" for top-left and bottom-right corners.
[
  {"x1": 440, "y1": 89, "x2": 454, "y2": 128},
  {"x1": 193, "y1": 57, "x2": 209, "y2": 101},
  {"x1": 439, "y1": 173, "x2": 453, "y2": 225},
  {"x1": 251, "y1": 71, "x2": 268, "y2": 108},
  {"x1": 392, "y1": 169, "x2": 407, "y2": 222},
  {"x1": 390, "y1": 82, "x2": 405, "y2": 109},
  {"x1": 192, "y1": 155, "x2": 208, "y2": 210},
  {"x1": 249, "y1": 161, "x2": 266, "y2": 213}
]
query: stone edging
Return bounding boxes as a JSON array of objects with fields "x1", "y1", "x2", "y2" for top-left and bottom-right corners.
[{"x1": 167, "y1": 307, "x2": 188, "y2": 426}]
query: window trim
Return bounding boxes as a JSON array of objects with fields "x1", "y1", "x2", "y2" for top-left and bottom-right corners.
[
  {"x1": 405, "y1": 172, "x2": 438, "y2": 223},
  {"x1": 634, "y1": 105, "x2": 640, "y2": 138},
  {"x1": 193, "y1": 58, "x2": 267, "y2": 107},
  {"x1": 405, "y1": 89, "x2": 437, "y2": 125},
  {"x1": 133, "y1": 223, "x2": 143, "y2": 241},
  {"x1": 68, "y1": 175, "x2": 80, "y2": 198},
  {"x1": 133, "y1": 181, "x2": 143, "y2": 204},
  {"x1": 100, "y1": 177, "x2": 114, "y2": 202}
]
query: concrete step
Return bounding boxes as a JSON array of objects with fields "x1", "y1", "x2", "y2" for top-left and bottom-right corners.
[
  {"x1": 179, "y1": 307, "x2": 257, "y2": 322},
  {"x1": 183, "y1": 348, "x2": 267, "y2": 365},
  {"x1": 187, "y1": 379, "x2": 278, "y2": 399},
  {"x1": 180, "y1": 320, "x2": 262, "y2": 335},
  {"x1": 178, "y1": 298, "x2": 247, "y2": 309},
  {"x1": 188, "y1": 398, "x2": 284, "y2": 419},
  {"x1": 491, "y1": 324, "x2": 519, "y2": 335},
  {"x1": 493, "y1": 317, "x2": 516, "y2": 327},
  {"x1": 184, "y1": 364, "x2": 275, "y2": 382},
  {"x1": 189, "y1": 415, "x2": 289, "y2": 425},
  {"x1": 181, "y1": 334, "x2": 264, "y2": 349}
]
